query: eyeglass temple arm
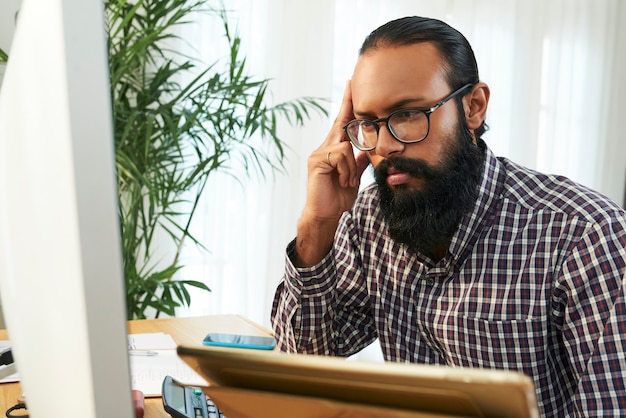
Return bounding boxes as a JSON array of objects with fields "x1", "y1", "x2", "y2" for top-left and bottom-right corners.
[{"x1": 431, "y1": 83, "x2": 474, "y2": 111}]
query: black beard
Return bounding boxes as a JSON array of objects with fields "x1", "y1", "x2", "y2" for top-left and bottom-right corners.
[{"x1": 374, "y1": 122, "x2": 484, "y2": 258}]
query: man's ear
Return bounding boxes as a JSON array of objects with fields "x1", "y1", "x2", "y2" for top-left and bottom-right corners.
[{"x1": 464, "y1": 82, "x2": 490, "y2": 131}]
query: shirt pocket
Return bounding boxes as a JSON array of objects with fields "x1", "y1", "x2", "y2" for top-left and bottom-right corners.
[{"x1": 443, "y1": 315, "x2": 548, "y2": 376}]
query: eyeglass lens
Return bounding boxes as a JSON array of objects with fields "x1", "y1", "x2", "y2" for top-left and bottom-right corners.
[
  {"x1": 344, "y1": 83, "x2": 472, "y2": 151},
  {"x1": 347, "y1": 109, "x2": 429, "y2": 150}
]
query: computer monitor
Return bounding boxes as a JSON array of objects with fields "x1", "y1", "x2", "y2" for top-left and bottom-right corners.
[{"x1": 0, "y1": 0, "x2": 134, "y2": 416}]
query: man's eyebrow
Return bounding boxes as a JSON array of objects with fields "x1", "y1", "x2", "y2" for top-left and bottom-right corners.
[{"x1": 354, "y1": 97, "x2": 427, "y2": 118}]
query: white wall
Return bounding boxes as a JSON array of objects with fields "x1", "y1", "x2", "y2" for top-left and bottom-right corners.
[
  {"x1": 0, "y1": 0, "x2": 21, "y2": 89},
  {"x1": 0, "y1": 0, "x2": 21, "y2": 50},
  {"x1": 0, "y1": 0, "x2": 21, "y2": 330}
]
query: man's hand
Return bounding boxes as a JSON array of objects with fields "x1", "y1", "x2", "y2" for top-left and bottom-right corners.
[{"x1": 294, "y1": 81, "x2": 370, "y2": 267}]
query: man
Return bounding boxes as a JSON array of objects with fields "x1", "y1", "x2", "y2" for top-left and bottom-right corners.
[{"x1": 271, "y1": 16, "x2": 626, "y2": 417}]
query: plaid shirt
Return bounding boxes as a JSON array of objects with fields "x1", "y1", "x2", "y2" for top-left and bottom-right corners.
[{"x1": 271, "y1": 144, "x2": 626, "y2": 418}]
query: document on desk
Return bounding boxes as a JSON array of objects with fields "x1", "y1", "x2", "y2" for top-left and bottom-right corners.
[{"x1": 128, "y1": 333, "x2": 208, "y2": 397}]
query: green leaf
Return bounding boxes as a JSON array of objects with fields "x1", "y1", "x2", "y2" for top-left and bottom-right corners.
[{"x1": 108, "y1": 0, "x2": 328, "y2": 319}]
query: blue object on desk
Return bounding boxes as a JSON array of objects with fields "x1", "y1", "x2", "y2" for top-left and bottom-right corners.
[{"x1": 202, "y1": 333, "x2": 276, "y2": 350}]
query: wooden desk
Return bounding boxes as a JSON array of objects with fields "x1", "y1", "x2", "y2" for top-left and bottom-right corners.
[{"x1": 0, "y1": 314, "x2": 272, "y2": 418}]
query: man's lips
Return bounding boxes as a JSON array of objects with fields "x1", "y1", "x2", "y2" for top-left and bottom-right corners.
[{"x1": 386, "y1": 167, "x2": 413, "y2": 186}]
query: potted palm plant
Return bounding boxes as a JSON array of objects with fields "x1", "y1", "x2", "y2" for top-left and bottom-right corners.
[{"x1": 106, "y1": 0, "x2": 326, "y2": 319}]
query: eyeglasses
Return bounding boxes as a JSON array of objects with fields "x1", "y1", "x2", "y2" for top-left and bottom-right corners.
[{"x1": 343, "y1": 83, "x2": 473, "y2": 151}]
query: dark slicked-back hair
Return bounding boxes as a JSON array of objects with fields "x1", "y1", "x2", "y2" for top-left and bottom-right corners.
[{"x1": 360, "y1": 16, "x2": 487, "y2": 138}]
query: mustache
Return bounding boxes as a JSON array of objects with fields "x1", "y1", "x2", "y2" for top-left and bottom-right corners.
[{"x1": 374, "y1": 156, "x2": 439, "y2": 183}]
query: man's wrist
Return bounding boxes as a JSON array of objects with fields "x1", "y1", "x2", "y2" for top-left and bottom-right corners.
[{"x1": 294, "y1": 214, "x2": 339, "y2": 267}]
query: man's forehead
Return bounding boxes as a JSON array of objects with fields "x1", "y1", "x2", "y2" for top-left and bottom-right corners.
[{"x1": 351, "y1": 43, "x2": 450, "y2": 113}]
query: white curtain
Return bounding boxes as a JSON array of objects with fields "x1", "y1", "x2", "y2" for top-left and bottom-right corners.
[{"x1": 176, "y1": 0, "x2": 626, "y2": 329}]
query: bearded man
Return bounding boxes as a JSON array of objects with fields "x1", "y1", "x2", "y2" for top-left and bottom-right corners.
[{"x1": 271, "y1": 16, "x2": 626, "y2": 418}]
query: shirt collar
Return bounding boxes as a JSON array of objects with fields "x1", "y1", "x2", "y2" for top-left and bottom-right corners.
[{"x1": 447, "y1": 141, "x2": 506, "y2": 266}]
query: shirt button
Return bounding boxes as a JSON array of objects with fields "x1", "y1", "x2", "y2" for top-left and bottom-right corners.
[
  {"x1": 424, "y1": 278, "x2": 435, "y2": 286},
  {"x1": 290, "y1": 278, "x2": 299, "y2": 287}
]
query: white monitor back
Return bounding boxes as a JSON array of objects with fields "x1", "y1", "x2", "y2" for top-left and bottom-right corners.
[{"x1": 0, "y1": 0, "x2": 134, "y2": 416}]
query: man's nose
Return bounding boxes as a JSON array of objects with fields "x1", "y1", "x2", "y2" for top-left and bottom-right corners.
[{"x1": 375, "y1": 123, "x2": 404, "y2": 158}]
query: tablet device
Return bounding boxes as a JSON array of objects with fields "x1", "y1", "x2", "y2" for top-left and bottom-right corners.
[{"x1": 176, "y1": 344, "x2": 539, "y2": 418}]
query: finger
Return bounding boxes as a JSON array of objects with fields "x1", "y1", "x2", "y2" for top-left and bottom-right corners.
[
  {"x1": 333, "y1": 150, "x2": 354, "y2": 188},
  {"x1": 336, "y1": 79, "x2": 354, "y2": 126},
  {"x1": 331, "y1": 143, "x2": 367, "y2": 189},
  {"x1": 325, "y1": 80, "x2": 354, "y2": 146},
  {"x1": 351, "y1": 151, "x2": 370, "y2": 187}
]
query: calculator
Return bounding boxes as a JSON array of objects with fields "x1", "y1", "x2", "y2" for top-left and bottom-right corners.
[{"x1": 162, "y1": 375, "x2": 226, "y2": 418}]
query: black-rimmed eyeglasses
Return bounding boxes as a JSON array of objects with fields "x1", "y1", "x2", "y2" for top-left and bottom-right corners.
[{"x1": 343, "y1": 83, "x2": 473, "y2": 151}]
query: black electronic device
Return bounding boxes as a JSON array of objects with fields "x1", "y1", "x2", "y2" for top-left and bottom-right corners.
[{"x1": 162, "y1": 375, "x2": 226, "y2": 418}]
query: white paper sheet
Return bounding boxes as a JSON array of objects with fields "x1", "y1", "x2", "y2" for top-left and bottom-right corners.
[{"x1": 128, "y1": 334, "x2": 208, "y2": 397}]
